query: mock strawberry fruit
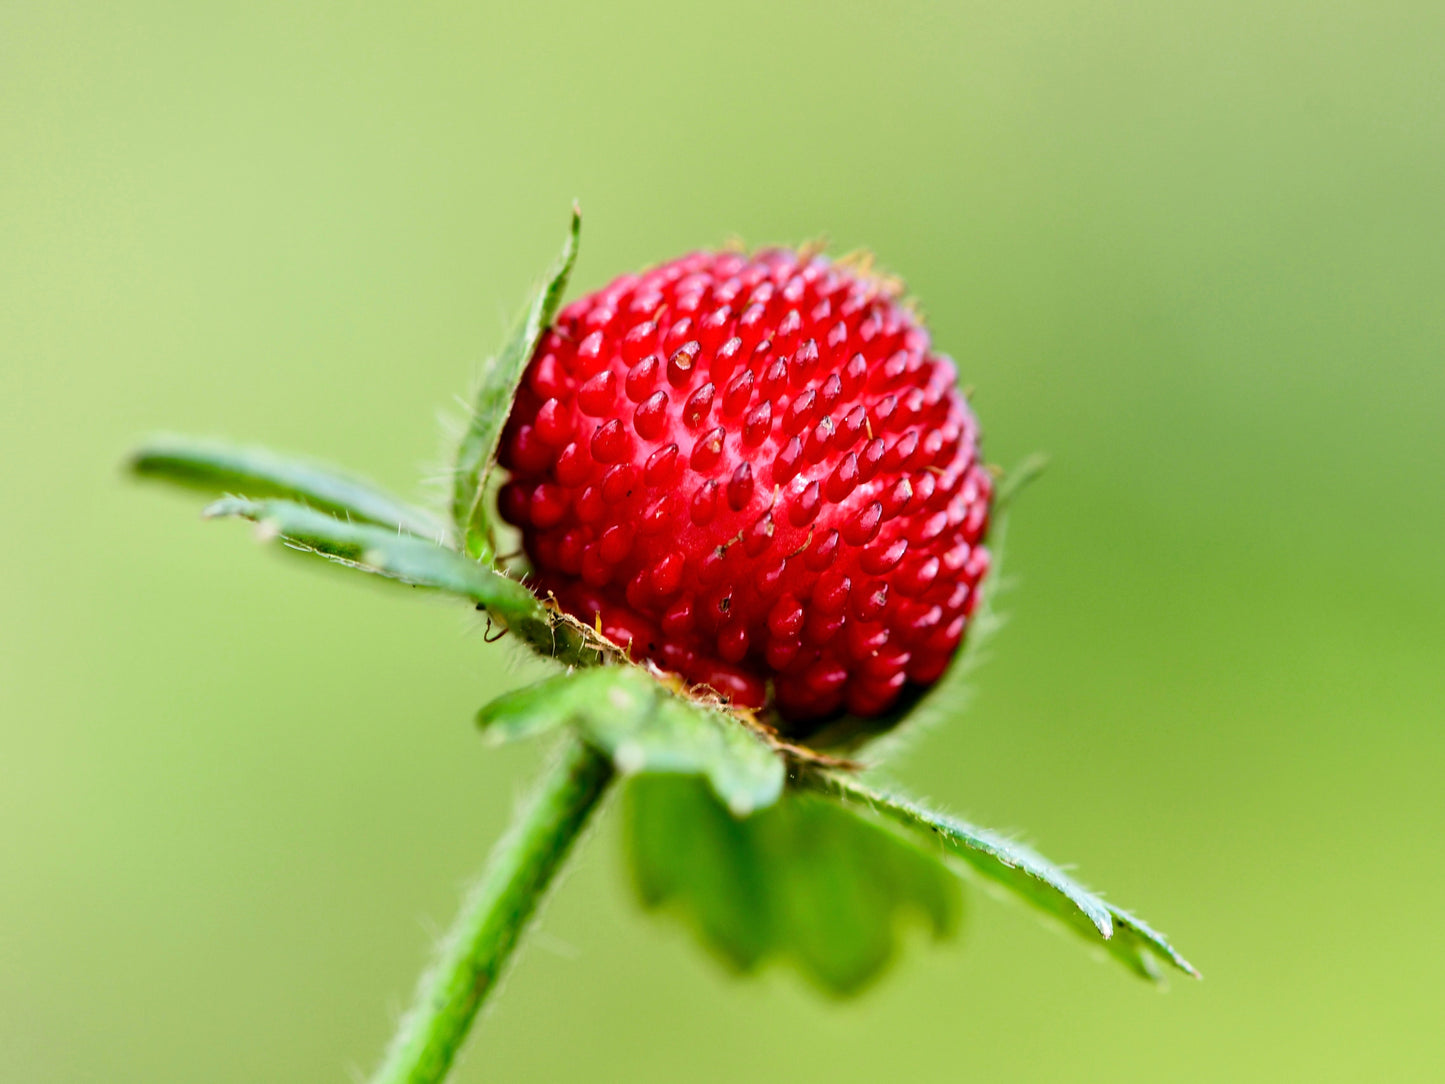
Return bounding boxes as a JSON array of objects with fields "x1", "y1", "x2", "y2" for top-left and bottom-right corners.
[{"x1": 497, "y1": 248, "x2": 991, "y2": 730}]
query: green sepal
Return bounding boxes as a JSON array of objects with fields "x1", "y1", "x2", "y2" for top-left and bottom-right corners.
[
  {"x1": 201, "y1": 497, "x2": 593, "y2": 665},
  {"x1": 626, "y1": 774, "x2": 962, "y2": 996},
  {"x1": 452, "y1": 206, "x2": 581, "y2": 561},
  {"x1": 477, "y1": 667, "x2": 785, "y2": 816},
  {"x1": 806, "y1": 771, "x2": 1199, "y2": 983},
  {"x1": 129, "y1": 434, "x2": 448, "y2": 540}
]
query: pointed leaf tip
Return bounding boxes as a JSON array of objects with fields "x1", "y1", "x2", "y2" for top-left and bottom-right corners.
[
  {"x1": 807, "y1": 772, "x2": 1197, "y2": 983},
  {"x1": 131, "y1": 435, "x2": 447, "y2": 539},
  {"x1": 452, "y1": 208, "x2": 582, "y2": 559}
]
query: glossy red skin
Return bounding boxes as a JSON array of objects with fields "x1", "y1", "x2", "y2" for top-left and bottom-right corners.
[{"x1": 498, "y1": 249, "x2": 991, "y2": 728}]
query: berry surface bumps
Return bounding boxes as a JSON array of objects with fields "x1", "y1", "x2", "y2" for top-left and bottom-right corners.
[{"x1": 498, "y1": 248, "x2": 991, "y2": 730}]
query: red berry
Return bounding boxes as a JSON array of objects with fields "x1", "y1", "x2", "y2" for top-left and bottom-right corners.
[{"x1": 498, "y1": 249, "x2": 991, "y2": 730}]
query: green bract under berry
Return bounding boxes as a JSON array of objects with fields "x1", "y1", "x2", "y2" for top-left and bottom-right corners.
[{"x1": 498, "y1": 249, "x2": 992, "y2": 730}]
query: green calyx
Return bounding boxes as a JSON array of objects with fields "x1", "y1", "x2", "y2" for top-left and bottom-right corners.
[{"x1": 129, "y1": 207, "x2": 1196, "y2": 1009}]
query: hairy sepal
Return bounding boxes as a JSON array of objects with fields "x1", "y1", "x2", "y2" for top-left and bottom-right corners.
[
  {"x1": 452, "y1": 206, "x2": 581, "y2": 561},
  {"x1": 477, "y1": 667, "x2": 785, "y2": 817}
]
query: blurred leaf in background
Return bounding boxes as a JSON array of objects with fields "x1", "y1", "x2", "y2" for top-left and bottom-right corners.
[
  {"x1": 627, "y1": 775, "x2": 962, "y2": 996},
  {"x1": 2, "y1": 0, "x2": 1442, "y2": 1081}
]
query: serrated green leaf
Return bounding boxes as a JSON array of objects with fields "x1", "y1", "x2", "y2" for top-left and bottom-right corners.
[
  {"x1": 452, "y1": 206, "x2": 581, "y2": 560},
  {"x1": 477, "y1": 667, "x2": 785, "y2": 816},
  {"x1": 201, "y1": 496, "x2": 594, "y2": 665},
  {"x1": 130, "y1": 435, "x2": 448, "y2": 540},
  {"x1": 807, "y1": 772, "x2": 1199, "y2": 983},
  {"x1": 626, "y1": 774, "x2": 962, "y2": 996}
]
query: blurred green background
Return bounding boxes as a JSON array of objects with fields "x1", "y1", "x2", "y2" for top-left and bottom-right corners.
[{"x1": 4, "y1": 1, "x2": 1442, "y2": 1079}]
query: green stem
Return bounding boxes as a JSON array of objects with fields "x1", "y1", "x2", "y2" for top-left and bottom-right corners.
[{"x1": 371, "y1": 736, "x2": 615, "y2": 1084}]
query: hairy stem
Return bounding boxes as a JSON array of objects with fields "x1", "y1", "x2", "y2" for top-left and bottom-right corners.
[{"x1": 371, "y1": 736, "x2": 615, "y2": 1084}]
